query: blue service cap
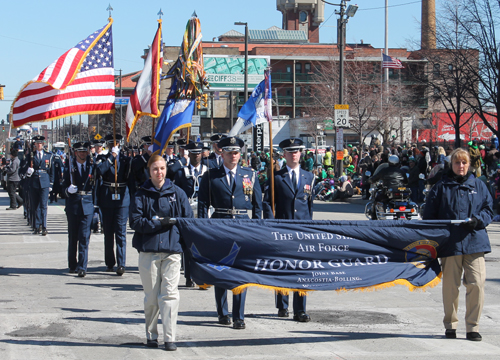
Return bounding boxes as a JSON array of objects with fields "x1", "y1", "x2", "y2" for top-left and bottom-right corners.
[
  {"x1": 218, "y1": 136, "x2": 244, "y2": 152},
  {"x1": 73, "y1": 141, "x2": 90, "y2": 151},
  {"x1": 33, "y1": 135, "x2": 45, "y2": 142},
  {"x1": 279, "y1": 138, "x2": 305, "y2": 152},
  {"x1": 184, "y1": 141, "x2": 204, "y2": 153}
]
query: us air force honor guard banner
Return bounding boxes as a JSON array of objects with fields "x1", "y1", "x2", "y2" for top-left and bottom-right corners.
[{"x1": 177, "y1": 219, "x2": 453, "y2": 293}]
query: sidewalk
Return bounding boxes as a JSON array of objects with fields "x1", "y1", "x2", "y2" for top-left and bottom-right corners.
[{"x1": 0, "y1": 190, "x2": 499, "y2": 359}]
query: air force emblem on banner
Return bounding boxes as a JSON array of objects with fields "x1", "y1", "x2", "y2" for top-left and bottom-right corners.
[
  {"x1": 403, "y1": 240, "x2": 439, "y2": 268},
  {"x1": 190, "y1": 242, "x2": 241, "y2": 271}
]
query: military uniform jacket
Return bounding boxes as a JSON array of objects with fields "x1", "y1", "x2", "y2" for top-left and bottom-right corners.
[
  {"x1": 206, "y1": 152, "x2": 223, "y2": 169},
  {"x1": 96, "y1": 153, "x2": 133, "y2": 208},
  {"x1": 52, "y1": 155, "x2": 64, "y2": 192},
  {"x1": 29, "y1": 151, "x2": 54, "y2": 188},
  {"x1": 263, "y1": 167, "x2": 315, "y2": 220},
  {"x1": 62, "y1": 157, "x2": 95, "y2": 216},
  {"x1": 131, "y1": 153, "x2": 150, "y2": 188},
  {"x1": 198, "y1": 165, "x2": 262, "y2": 219},
  {"x1": 167, "y1": 156, "x2": 188, "y2": 180},
  {"x1": 173, "y1": 164, "x2": 208, "y2": 199}
]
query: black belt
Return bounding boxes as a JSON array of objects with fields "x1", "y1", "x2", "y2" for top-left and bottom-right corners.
[
  {"x1": 103, "y1": 181, "x2": 126, "y2": 188},
  {"x1": 214, "y1": 208, "x2": 248, "y2": 215},
  {"x1": 34, "y1": 170, "x2": 47, "y2": 174}
]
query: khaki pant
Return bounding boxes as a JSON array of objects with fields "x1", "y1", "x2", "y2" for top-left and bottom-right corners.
[
  {"x1": 441, "y1": 253, "x2": 486, "y2": 333},
  {"x1": 139, "y1": 252, "x2": 181, "y2": 342}
]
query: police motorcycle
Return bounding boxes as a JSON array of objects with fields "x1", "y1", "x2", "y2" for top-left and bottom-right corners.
[{"x1": 364, "y1": 163, "x2": 419, "y2": 220}]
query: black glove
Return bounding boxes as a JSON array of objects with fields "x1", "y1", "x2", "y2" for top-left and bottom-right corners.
[
  {"x1": 461, "y1": 217, "x2": 478, "y2": 231},
  {"x1": 159, "y1": 217, "x2": 177, "y2": 228}
]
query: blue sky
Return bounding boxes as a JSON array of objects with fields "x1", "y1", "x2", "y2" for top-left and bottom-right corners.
[{"x1": 0, "y1": 0, "x2": 428, "y2": 124}]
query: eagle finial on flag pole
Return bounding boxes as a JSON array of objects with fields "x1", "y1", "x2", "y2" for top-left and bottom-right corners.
[
  {"x1": 192, "y1": 10, "x2": 198, "y2": 18},
  {"x1": 158, "y1": 8, "x2": 164, "y2": 20},
  {"x1": 107, "y1": 3, "x2": 113, "y2": 18}
]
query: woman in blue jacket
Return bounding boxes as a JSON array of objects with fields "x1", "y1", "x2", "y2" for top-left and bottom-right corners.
[
  {"x1": 130, "y1": 154, "x2": 193, "y2": 351},
  {"x1": 423, "y1": 148, "x2": 493, "y2": 342}
]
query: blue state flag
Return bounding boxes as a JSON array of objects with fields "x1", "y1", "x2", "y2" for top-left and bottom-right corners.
[
  {"x1": 153, "y1": 79, "x2": 195, "y2": 154},
  {"x1": 228, "y1": 80, "x2": 267, "y2": 136}
]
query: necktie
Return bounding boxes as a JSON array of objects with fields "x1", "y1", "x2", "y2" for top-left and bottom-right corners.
[
  {"x1": 228, "y1": 171, "x2": 234, "y2": 190},
  {"x1": 193, "y1": 168, "x2": 199, "y2": 178},
  {"x1": 291, "y1": 170, "x2": 298, "y2": 193}
]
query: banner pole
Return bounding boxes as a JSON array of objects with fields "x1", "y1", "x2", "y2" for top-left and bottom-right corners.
[
  {"x1": 269, "y1": 121, "x2": 275, "y2": 217},
  {"x1": 113, "y1": 113, "x2": 118, "y2": 195}
]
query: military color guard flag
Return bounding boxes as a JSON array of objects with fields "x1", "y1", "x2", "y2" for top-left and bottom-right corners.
[{"x1": 176, "y1": 219, "x2": 452, "y2": 294}]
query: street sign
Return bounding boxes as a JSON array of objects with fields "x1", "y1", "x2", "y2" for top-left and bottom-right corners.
[
  {"x1": 94, "y1": 133, "x2": 102, "y2": 140},
  {"x1": 336, "y1": 127, "x2": 343, "y2": 151},
  {"x1": 115, "y1": 97, "x2": 129, "y2": 105},
  {"x1": 334, "y1": 104, "x2": 350, "y2": 128},
  {"x1": 190, "y1": 127, "x2": 200, "y2": 136},
  {"x1": 192, "y1": 115, "x2": 201, "y2": 126}
]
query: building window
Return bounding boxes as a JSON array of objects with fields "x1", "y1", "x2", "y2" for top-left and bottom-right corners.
[
  {"x1": 305, "y1": 63, "x2": 311, "y2": 72},
  {"x1": 433, "y1": 63, "x2": 440, "y2": 76},
  {"x1": 295, "y1": 63, "x2": 302, "y2": 73},
  {"x1": 299, "y1": 11, "x2": 308, "y2": 23},
  {"x1": 286, "y1": 89, "x2": 292, "y2": 97},
  {"x1": 286, "y1": 65, "x2": 292, "y2": 73},
  {"x1": 295, "y1": 87, "x2": 301, "y2": 96},
  {"x1": 448, "y1": 64, "x2": 453, "y2": 72}
]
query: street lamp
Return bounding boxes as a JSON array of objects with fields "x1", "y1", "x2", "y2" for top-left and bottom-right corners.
[
  {"x1": 234, "y1": 22, "x2": 248, "y2": 103},
  {"x1": 235, "y1": 21, "x2": 250, "y2": 156}
]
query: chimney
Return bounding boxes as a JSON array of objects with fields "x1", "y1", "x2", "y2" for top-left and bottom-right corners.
[{"x1": 421, "y1": 0, "x2": 436, "y2": 49}]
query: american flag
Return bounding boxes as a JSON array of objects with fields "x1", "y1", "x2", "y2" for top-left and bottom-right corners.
[
  {"x1": 11, "y1": 22, "x2": 115, "y2": 127},
  {"x1": 382, "y1": 53, "x2": 404, "y2": 69}
]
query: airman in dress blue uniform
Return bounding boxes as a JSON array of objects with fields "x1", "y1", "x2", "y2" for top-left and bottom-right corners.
[
  {"x1": 263, "y1": 138, "x2": 315, "y2": 323},
  {"x1": 131, "y1": 136, "x2": 153, "y2": 191},
  {"x1": 167, "y1": 139, "x2": 189, "y2": 180},
  {"x1": 50, "y1": 149, "x2": 64, "y2": 203},
  {"x1": 205, "y1": 133, "x2": 226, "y2": 169},
  {"x1": 95, "y1": 134, "x2": 134, "y2": 275},
  {"x1": 174, "y1": 141, "x2": 208, "y2": 287},
  {"x1": 26, "y1": 135, "x2": 54, "y2": 235},
  {"x1": 198, "y1": 136, "x2": 262, "y2": 330},
  {"x1": 62, "y1": 142, "x2": 96, "y2": 277}
]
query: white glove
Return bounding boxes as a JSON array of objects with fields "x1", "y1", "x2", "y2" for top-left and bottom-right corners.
[
  {"x1": 112, "y1": 146, "x2": 120, "y2": 155},
  {"x1": 68, "y1": 184, "x2": 78, "y2": 194},
  {"x1": 49, "y1": 187, "x2": 52, "y2": 192},
  {"x1": 27, "y1": 167, "x2": 34, "y2": 175},
  {"x1": 148, "y1": 145, "x2": 154, "y2": 152}
]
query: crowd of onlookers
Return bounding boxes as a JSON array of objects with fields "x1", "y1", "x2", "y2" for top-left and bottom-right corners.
[{"x1": 241, "y1": 134, "x2": 500, "y2": 208}]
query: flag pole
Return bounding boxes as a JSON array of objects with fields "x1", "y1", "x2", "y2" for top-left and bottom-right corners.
[
  {"x1": 268, "y1": 120, "x2": 275, "y2": 216},
  {"x1": 113, "y1": 112, "x2": 118, "y2": 198}
]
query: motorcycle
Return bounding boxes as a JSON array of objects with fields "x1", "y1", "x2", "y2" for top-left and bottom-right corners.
[{"x1": 364, "y1": 180, "x2": 419, "y2": 220}]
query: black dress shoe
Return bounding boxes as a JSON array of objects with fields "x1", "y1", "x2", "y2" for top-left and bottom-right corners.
[
  {"x1": 32, "y1": 228, "x2": 40, "y2": 235},
  {"x1": 116, "y1": 266, "x2": 125, "y2": 276},
  {"x1": 41, "y1": 228, "x2": 48, "y2": 236},
  {"x1": 293, "y1": 311, "x2": 311, "y2": 322},
  {"x1": 218, "y1": 315, "x2": 231, "y2": 325},
  {"x1": 78, "y1": 270, "x2": 86, "y2": 278},
  {"x1": 277, "y1": 309, "x2": 289, "y2": 317},
  {"x1": 146, "y1": 339, "x2": 158, "y2": 348},
  {"x1": 105, "y1": 267, "x2": 114, "y2": 272},
  {"x1": 164, "y1": 342, "x2": 177, "y2": 351},
  {"x1": 186, "y1": 279, "x2": 195, "y2": 287},
  {"x1": 6, "y1": 207, "x2": 17, "y2": 210},
  {"x1": 233, "y1": 319, "x2": 246, "y2": 329},
  {"x1": 69, "y1": 268, "x2": 77, "y2": 274},
  {"x1": 445, "y1": 329, "x2": 456, "y2": 339},
  {"x1": 466, "y1": 332, "x2": 482, "y2": 341}
]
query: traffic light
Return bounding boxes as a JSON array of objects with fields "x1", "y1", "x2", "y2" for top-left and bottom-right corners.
[
  {"x1": 196, "y1": 96, "x2": 201, "y2": 109},
  {"x1": 0, "y1": 86, "x2": 4, "y2": 101},
  {"x1": 202, "y1": 93, "x2": 208, "y2": 107},
  {"x1": 2, "y1": 126, "x2": 4, "y2": 132}
]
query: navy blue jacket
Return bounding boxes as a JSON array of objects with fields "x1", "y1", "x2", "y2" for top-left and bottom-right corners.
[
  {"x1": 96, "y1": 153, "x2": 133, "y2": 208},
  {"x1": 263, "y1": 167, "x2": 315, "y2": 220},
  {"x1": 422, "y1": 172, "x2": 493, "y2": 257},
  {"x1": 131, "y1": 153, "x2": 150, "y2": 188},
  {"x1": 29, "y1": 151, "x2": 54, "y2": 188},
  {"x1": 130, "y1": 179, "x2": 193, "y2": 253},
  {"x1": 62, "y1": 157, "x2": 96, "y2": 216},
  {"x1": 52, "y1": 155, "x2": 64, "y2": 192},
  {"x1": 198, "y1": 165, "x2": 262, "y2": 219},
  {"x1": 174, "y1": 164, "x2": 207, "y2": 199}
]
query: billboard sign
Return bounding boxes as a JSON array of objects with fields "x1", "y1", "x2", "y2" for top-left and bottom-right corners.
[{"x1": 204, "y1": 55, "x2": 270, "y2": 91}]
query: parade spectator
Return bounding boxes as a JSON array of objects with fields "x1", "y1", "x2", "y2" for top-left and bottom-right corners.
[
  {"x1": 468, "y1": 140, "x2": 482, "y2": 176},
  {"x1": 4, "y1": 148, "x2": 23, "y2": 210},
  {"x1": 305, "y1": 152, "x2": 314, "y2": 172},
  {"x1": 130, "y1": 154, "x2": 193, "y2": 351},
  {"x1": 323, "y1": 147, "x2": 332, "y2": 171},
  {"x1": 423, "y1": 148, "x2": 493, "y2": 342}
]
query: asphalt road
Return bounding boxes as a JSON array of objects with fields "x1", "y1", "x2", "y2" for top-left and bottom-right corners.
[{"x1": 0, "y1": 193, "x2": 499, "y2": 359}]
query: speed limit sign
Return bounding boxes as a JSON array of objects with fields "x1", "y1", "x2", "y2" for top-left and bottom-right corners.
[{"x1": 334, "y1": 104, "x2": 350, "y2": 128}]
